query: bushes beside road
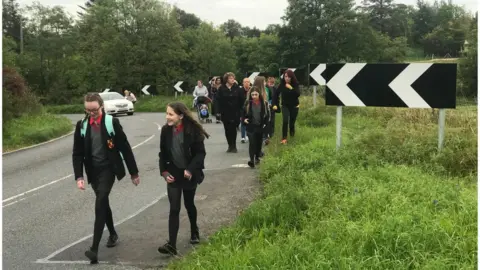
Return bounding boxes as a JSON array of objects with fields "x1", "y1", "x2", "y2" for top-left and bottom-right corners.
[
  {"x1": 167, "y1": 96, "x2": 477, "y2": 269},
  {"x1": 3, "y1": 67, "x2": 73, "y2": 152}
]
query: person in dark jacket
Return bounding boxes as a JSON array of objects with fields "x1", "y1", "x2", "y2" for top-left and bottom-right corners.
[
  {"x1": 158, "y1": 101, "x2": 210, "y2": 256},
  {"x1": 72, "y1": 92, "x2": 140, "y2": 264},
  {"x1": 211, "y1": 77, "x2": 222, "y2": 123},
  {"x1": 239, "y1": 77, "x2": 252, "y2": 143},
  {"x1": 215, "y1": 72, "x2": 244, "y2": 153},
  {"x1": 242, "y1": 86, "x2": 270, "y2": 168},
  {"x1": 265, "y1": 76, "x2": 277, "y2": 140},
  {"x1": 272, "y1": 69, "x2": 301, "y2": 144}
]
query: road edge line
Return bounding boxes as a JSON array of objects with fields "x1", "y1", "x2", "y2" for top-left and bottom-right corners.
[
  {"x1": 3, "y1": 127, "x2": 75, "y2": 156},
  {"x1": 35, "y1": 194, "x2": 166, "y2": 262}
]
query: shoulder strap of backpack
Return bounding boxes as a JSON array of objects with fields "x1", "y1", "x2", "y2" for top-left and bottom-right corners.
[
  {"x1": 80, "y1": 119, "x2": 88, "y2": 138},
  {"x1": 105, "y1": 114, "x2": 115, "y2": 137},
  {"x1": 104, "y1": 114, "x2": 124, "y2": 160}
]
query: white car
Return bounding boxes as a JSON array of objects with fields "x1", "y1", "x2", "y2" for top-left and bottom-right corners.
[{"x1": 99, "y1": 92, "x2": 135, "y2": 116}]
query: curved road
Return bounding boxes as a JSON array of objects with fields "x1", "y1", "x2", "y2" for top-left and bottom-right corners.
[{"x1": 3, "y1": 113, "x2": 255, "y2": 269}]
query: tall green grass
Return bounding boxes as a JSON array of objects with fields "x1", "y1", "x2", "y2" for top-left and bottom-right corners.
[
  {"x1": 3, "y1": 113, "x2": 73, "y2": 152},
  {"x1": 135, "y1": 94, "x2": 192, "y2": 112},
  {"x1": 166, "y1": 96, "x2": 477, "y2": 269}
]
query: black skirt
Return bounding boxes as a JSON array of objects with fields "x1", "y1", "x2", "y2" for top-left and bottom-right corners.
[{"x1": 166, "y1": 163, "x2": 198, "y2": 190}]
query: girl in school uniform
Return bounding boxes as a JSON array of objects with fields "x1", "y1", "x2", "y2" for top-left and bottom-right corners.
[
  {"x1": 242, "y1": 86, "x2": 270, "y2": 168},
  {"x1": 158, "y1": 102, "x2": 210, "y2": 255}
]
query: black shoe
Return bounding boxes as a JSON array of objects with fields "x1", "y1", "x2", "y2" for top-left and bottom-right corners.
[
  {"x1": 85, "y1": 248, "x2": 98, "y2": 264},
  {"x1": 231, "y1": 147, "x2": 238, "y2": 153},
  {"x1": 226, "y1": 147, "x2": 232, "y2": 153},
  {"x1": 106, "y1": 234, "x2": 118, "y2": 248},
  {"x1": 158, "y1": 242, "x2": 177, "y2": 255},
  {"x1": 190, "y1": 230, "x2": 200, "y2": 244},
  {"x1": 248, "y1": 161, "x2": 255, "y2": 168},
  {"x1": 255, "y1": 158, "x2": 260, "y2": 165}
]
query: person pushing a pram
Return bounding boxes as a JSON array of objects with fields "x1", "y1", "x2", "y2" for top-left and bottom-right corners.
[
  {"x1": 192, "y1": 80, "x2": 209, "y2": 108},
  {"x1": 193, "y1": 80, "x2": 212, "y2": 123}
]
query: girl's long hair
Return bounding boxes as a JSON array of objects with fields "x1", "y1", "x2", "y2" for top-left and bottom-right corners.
[
  {"x1": 167, "y1": 102, "x2": 210, "y2": 139},
  {"x1": 245, "y1": 86, "x2": 267, "y2": 115},
  {"x1": 253, "y1": 76, "x2": 267, "y2": 101},
  {"x1": 281, "y1": 69, "x2": 299, "y2": 87}
]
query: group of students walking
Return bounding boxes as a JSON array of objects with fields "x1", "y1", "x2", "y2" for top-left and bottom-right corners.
[
  {"x1": 71, "y1": 69, "x2": 300, "y2": 263},
  {"x1": 213, "y1": 70, "x2": 301, "y2": 167}
]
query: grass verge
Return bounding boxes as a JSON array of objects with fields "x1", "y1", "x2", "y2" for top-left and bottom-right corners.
[
  {"x1": 166, "y1": 96, "x2": 477, "y2": 269},
  {"x1": 3, "y1": 113, "x2": 73, "y2": 152},
  {"x1": 45, "y1": 95, "x2": 193, "y2": 114}
]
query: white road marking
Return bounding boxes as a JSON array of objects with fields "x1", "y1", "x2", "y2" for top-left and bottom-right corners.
[
  {"x1": 3, "y1": 197, "x2": 28, "y2": 207},
  {"x1": 3, "y1": 129, "x2": 75, "y2": 156},
  {"x1": 154, "y1": 122, "x2": 162, "y2": 130},
  {"x1": 35, "y1": 194, "x2": 166, "y2": 263},
  {"x1": 3, "y1": 175, "x2": 73, "y2": 204},
  {"x1": 3, "y1": 126, "x2": 157, "y2": 207},
  {"x1": 231, "y1": 164, "x2": 250, "y2": 168}
]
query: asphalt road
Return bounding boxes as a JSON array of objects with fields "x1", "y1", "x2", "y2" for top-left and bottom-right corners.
[{"x1": 3, "y1": 112, "x2": 257, "y2": 270}]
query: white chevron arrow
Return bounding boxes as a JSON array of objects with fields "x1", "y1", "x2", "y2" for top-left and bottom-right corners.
[
  {"x1": 248, "y1": 72, "x2": 260, "y2": 84},
  {"x1": 174, "y1": 81, "x2": 184, "y2": 92},
  {"x1": 310, "y1": 64, "x2": 326, "y2": 85},
  {"x1": 280, "y1": 68, "x2": 296, "y2": 79},
  {"x1": 103, "y1": 88, "x2": 110, "y2": 93},
  {"x1": 326, "y1": 63, "x2": 366, "y2": 107},
  {"x1": 141, "y1": 85, "x2": 151, "y2": 95},
  {"x1": 388, "y1": 63, "x2": 432, "y2": 108}
]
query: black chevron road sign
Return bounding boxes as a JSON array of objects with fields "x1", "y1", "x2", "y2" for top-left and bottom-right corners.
[
  {"x1": 245, "y1": 72, "x2": 271, "y2": 84},
  {"x1": 279, "y1": 67, "x2": 309, "y2": 85},
  {"x1": 322, "y1": 63, "x2": 457, "y2": 109},
  {"x1": 308, "y1": 63, "x2": 326, "y2": 86},
  {"x1": 174, "y1": 81, "x2": 185, "y2": 92}
]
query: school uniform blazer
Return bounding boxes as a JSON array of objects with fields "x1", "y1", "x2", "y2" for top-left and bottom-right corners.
[
  {"x1": 158, "y1": 125, "x2": 206, "y2": 184},
  {"x1": 241, "y1": 100, "x2": 271, "y2": 134},
  {"x1": 72, "y1": 115, "x2": 139, "y2": 184}
]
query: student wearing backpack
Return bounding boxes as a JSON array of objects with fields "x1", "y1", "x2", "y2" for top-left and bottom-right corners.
[{"x1": 72, "y1": 92, "x2": 140, "y2": 264}]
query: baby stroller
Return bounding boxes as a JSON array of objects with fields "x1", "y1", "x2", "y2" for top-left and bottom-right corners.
[{"x1": 195, "y1": 96, "x2": 213, "y2": 123}]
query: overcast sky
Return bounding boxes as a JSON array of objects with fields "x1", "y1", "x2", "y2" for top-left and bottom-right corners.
[{"x1": 17, "y1": 0, "x2": 478, "y2": 29}]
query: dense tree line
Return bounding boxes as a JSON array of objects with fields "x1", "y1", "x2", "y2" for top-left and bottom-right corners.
[{"x1": 2, "y1": 0, "x2": 478, "y2": 109}]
